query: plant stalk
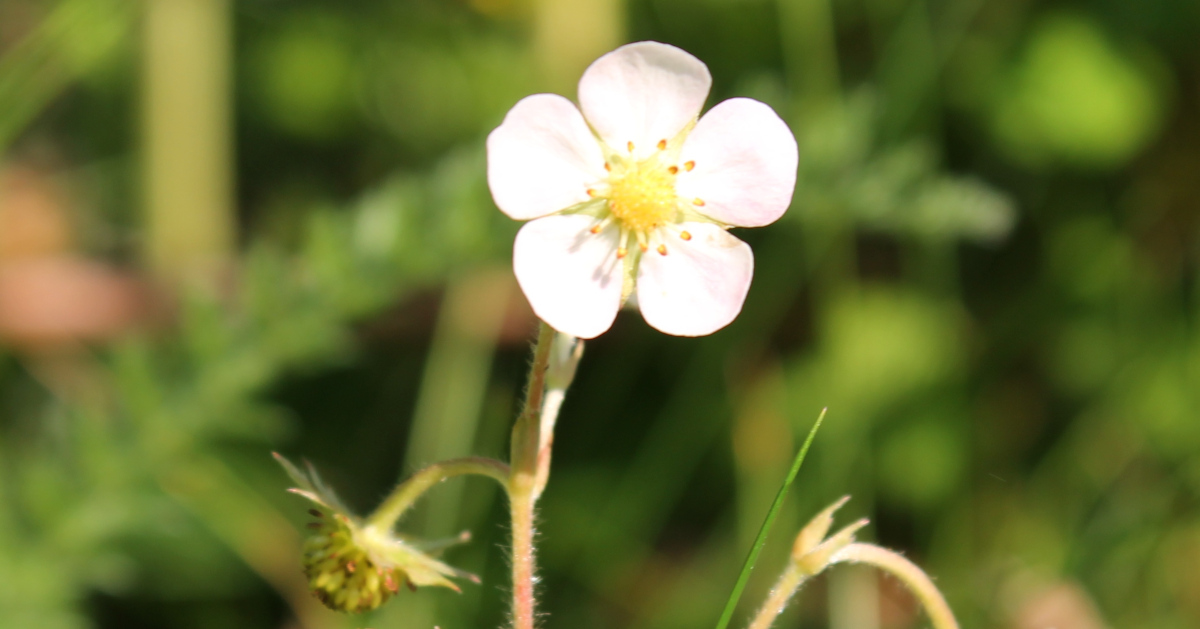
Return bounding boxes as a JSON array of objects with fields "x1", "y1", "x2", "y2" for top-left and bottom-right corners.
[
  {"x1": 747, "y1": 562, "x2": 808, "y2": 629},
  {"x1": 832, "y1": 543, "x2": 959, "y2": 629},
  {"x1": 366, "y1": 457, "x2": 511, "y2": 532},
  {"x1": 508, "y1": 321, "x2": 557, "y2": 629}
]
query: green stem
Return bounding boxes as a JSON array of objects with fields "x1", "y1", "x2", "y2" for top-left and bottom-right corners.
[
  {"x1": 365, "y1": 457, "x2": 510, "y2": 532},
  {"x1": 831, "y1": 543, "x2": 960, "y2": 629},
  {"x1": 747, "y1": 562, "x2": 808, "y2": 629}
]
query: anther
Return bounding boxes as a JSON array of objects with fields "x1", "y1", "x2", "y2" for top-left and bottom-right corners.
[
  {"x1": 657, "y1": 139, "x2": 667, "y2": 150},
  {"x1": 680, "y1": 231, "x2": 692, "y2": 241},
  {"x1": 346, "y1": 561, "x2": 357, "y2": 573},
  {"x1": 586, "y1": 189, "x2": 597, "y2": 197},
  {"x1": 684, "y1": 161, "x2": 695, "y2": 171},
  {"x1": 604, "y1": 162, "x2": 612, "y2": 172},
  {"x1": 627, "y1": 141, "x2": 635, "y2": 152},
  {"x1": 640, "y1": 243, "x2": 649, "y2": 252},
  {"x1": 590, "y1": 216, "x2": 612, "y2": 235},
  {"x1": 693, "y1": 198, "x2": 706, "y2": 206},
  {"x1": 617, "y1": 248, "x2": 627, "y2": 259},
  {"x1": 668, "y1": 165, "x2": 679, "y2": 174},
  {"x1": 657, "y1": 244, "x2": 668, "y2": 255}
]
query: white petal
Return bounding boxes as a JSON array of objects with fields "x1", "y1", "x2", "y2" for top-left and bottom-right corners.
[
  {"x1": 487, "y1": 94, "x2": 607, "y2": 220},
  {"x1": 636, "y1": 223, "x2": 754, "y2": 337},
  {"x1": 513, "y1": 214, "x2": 624, "y2": 339},
  {"x1": 675, "y1": 98, "x2": 798, "y2": 227},
  {"x1": 578, "y1": 41, "x2": 711, "y2": 159}
]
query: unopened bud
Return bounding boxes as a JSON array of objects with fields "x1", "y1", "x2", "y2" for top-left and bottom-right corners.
[
  {"x1": 791, "y1": 495, "x2": 850, "y2": 559},
  {"x1": 794, "y1": 517, "x2": 869, "y2": 576}
]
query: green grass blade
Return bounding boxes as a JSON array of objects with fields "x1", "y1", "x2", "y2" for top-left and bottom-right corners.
[{"x1": 714, "y1": 408, "x2": 826, "y2": 629}]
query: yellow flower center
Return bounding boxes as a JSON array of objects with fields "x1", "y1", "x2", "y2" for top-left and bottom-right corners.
[{"x1": 606, "y1": 158, "x2": 678, "y2": 233}]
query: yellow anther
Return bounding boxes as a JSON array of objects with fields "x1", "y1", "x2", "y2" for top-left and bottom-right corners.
[{"x1": 606, "y1": 157, "x2": 679, "y2": 232}]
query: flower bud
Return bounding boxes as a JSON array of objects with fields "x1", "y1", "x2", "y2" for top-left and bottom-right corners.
[{"x1": 790, "y1": 496, "x2": 869, "y2": 577}]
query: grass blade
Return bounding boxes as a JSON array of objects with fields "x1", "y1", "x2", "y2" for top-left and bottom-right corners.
[{"x1": 714, "y1": 408, "x2": 826, "y2": 629}]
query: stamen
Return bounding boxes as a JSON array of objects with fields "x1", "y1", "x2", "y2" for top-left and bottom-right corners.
[
  {"x1": 604, "y1": 162, "x2": 612, "y2": 172},
  {"x1": 617, "y1": 248, "x2": 627, "y2": 259},
  {"x1": 680, "y1": 230, "x2": 692, "y2": 241},
  {"x1": 693, "y1": 198, "x2": 706, "y2": 206},
  {"x1": 657, "y1": 244, "x2": 668, "y2": 255},
  {"x1": 586, "y1": 189, "x2": 597, "y2": 197},
  {"x1": 636, "y1": 231, "x2": 649, "y2": 252},
  {"x1": 617, "y1": 230, "x2": 630, "y2": 259},
  {"x1": 668, "y1": 165, "x2": 679, "y2": 174},
  {"x1": 590, "y1": 216, "x2": 612, "y2": 234},
  {"x1": 684, "y1": 161, "x2": 695, "y2": 171},
  {"x1": 627, "y1": 141, "x2": 635, "y2": 152},
  {"x1": 657, "y1": 139, "x2": 667, "y2": 150}
]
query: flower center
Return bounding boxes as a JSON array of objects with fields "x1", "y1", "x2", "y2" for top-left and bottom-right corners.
[{"x1": 605, "y1": 158, "x2": 678, "y2": 233}]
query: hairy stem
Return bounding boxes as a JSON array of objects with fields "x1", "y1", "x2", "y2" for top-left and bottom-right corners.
[
  {"x1": 508, "y1": 321, "x2": 557, "y2": 629},
  {"x1": 747, "y1": 562, "x2": 809, "y2": 629},
  {"x1": 832, "y1": 543, "x2": 959, "y2": 629},
  {"x1": 365, "y1": 457, "x2": 510, "y2": 532},
  {"x1": 510, "y1": 474, "x2": 538, "y2": 629}
]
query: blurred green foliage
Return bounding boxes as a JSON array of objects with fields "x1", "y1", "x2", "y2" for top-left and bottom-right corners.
[{"x1": 1, "y1": 0, "x2": 1199, "y2": 628}]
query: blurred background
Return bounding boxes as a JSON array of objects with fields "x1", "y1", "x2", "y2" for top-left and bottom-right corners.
[{"x1": 0, "y1": 0, "x2": 1198, "y2": 628}]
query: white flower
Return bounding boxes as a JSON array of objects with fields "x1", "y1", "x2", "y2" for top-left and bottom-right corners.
[{"x1": 487, "y1": 41, "x2": 798, "y2": 338}]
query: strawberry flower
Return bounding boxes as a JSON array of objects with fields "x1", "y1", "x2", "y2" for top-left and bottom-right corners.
[{"x1": 487, "y1": 41, "x2": 798, "y2": 338}]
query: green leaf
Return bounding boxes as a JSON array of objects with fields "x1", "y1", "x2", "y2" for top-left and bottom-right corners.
[{"x1": 714, "y1": 409, "x2": 826, "y2": 629}]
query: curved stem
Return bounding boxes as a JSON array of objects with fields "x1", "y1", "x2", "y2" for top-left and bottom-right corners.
[
  {"x1": 366, "y1": 457, "x2": 510, "y2": 532},
  {"x1": 747, "y1": 562, "x2": 809, "y2": 629},
  {"x1": 831, "y1": 543, "x2": 959, "y2": 629}
]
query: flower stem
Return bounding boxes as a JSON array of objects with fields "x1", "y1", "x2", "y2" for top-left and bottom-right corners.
[
  {"x1": 365, "y1": 457, "x2": 511, "y2": 532},
  {"x1": 831, "y1": 543, "x2": 960, "y2": 629},
  {"x1": 747, "y1": 562, "x2": 809, "y2": 629},
  {"x1": 508, "y1": 321, "x2": 557, "y2": 629},
  {"x1": 510, "y1": 473, "x2": 539, "y2": 629}
]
